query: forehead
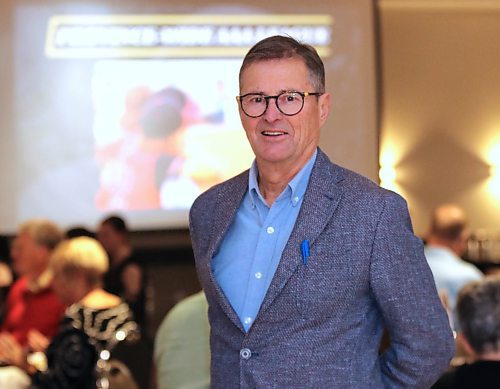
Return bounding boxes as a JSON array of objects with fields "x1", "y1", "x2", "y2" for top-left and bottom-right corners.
[
  {"x1": 17, "y1": 232, "x2": 34, "y2": 244},
  {"x1": 240, "y1": 58, "x2": 311, "y2": 93}
]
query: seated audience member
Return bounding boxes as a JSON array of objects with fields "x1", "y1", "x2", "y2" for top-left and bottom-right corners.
[
  {"x1": 433, "y1": 276, "x2": 500, "y2": 388},
  {"x1": 154, "y1": 290, "x2": 210, "y2": 389},
  {"x1": 0, "y1": 219, "x2": 66, "y2": 362},
  {"x1": 97, "y1": 215, "x2": 147, "y2": 330},
  {"x1": 29, "y1": 236, "x2": 139, "y2": 388},
  {"x1": 424, "y1": 204, "x2": 483, "y2": 328}
]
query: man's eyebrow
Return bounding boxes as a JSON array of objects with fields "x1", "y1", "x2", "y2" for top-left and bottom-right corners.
[
  {"x1": 241, "y1": 90, "x2": 265, "y2": 95},
  {"x1": 242, "y1": 89, "x2": 297, "y2": 96}
]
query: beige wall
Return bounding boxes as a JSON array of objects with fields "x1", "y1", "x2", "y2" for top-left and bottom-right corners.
[{"x1": 378, "y1": 0, "x2": 500, "y2": 238}]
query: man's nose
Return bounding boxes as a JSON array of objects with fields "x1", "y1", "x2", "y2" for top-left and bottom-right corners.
[{"x1": 263, "y1": 97, "x2": 282, "y2": 121}]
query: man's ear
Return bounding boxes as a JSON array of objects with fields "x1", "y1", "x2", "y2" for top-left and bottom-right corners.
[{"x1": 318, "y1": 92, "x2": 331, "y2": 128}]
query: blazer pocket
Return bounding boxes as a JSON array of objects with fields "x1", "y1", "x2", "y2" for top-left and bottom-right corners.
[{"x1": 294, "y1": 248, "x2": 356, "y2": 319}]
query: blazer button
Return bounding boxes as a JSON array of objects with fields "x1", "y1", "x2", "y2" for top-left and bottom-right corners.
[{"x1": 240, "y1": 348, "x2": 252, "y2": 360}]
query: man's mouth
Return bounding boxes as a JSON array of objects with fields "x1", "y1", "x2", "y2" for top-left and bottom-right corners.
[{"x1": 261, "y1": 130, "x2": 287, "y2": 137}]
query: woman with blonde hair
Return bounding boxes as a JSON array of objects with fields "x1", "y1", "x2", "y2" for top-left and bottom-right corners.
[{"x1": 29, "y1": 236, "x2": 139, "y2": 389}]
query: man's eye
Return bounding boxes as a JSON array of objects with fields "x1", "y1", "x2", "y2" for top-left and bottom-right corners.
[
  {"x1": 248, "y1": 95, "x2": 264, "y2": 104},
  {"x1": 284, "y1": 93, "x2": 299, "y2": 102}
]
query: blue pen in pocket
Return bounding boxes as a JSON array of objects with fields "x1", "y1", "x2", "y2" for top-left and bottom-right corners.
[{"x1": 301, "y1": 240, "x2": 309, "y2": 265}]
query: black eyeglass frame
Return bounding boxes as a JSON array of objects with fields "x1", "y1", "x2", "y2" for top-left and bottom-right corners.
[{"x1": 236, "y1": 91, "x2": 323, "y2": 118}]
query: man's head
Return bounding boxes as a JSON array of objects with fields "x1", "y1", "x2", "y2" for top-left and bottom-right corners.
[
  {"x1": 97, "y1": 215, "x2": 129, "y2": 255},
  {"x1": 427, "y1": 204, "x2": 469, "y2": 256},
  {"x1": 237, "y1": 35, "x2": 330, "y2": 170},
  {"x1": 457, "y1": 276, "x2": 500, "y2": 357},
  {"x1": 11, "y1": 219, "x2": 63, "y2": 278}
]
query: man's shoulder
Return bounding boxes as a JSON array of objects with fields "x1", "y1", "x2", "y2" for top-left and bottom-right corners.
[
  {"x1": 191, "y1": 170, "x2": 248, "y2": 210},
  {"x1": 315, "y1": 150, "x2": 402, "y2": 209},
  {"x1": 316, "y1": 149, "x2": 385, "y2": 192},
  {"x1": 433, "y1": 361, "x2": 500, "y2": 389}
]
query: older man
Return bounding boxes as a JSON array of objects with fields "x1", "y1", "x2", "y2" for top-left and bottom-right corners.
[
  {"x1": 0, "y1": 219, "x2": 66, "y2": 366},
  {"x1": 424, "y1": 204, "x2": 483, "y2": 329},
  {"x1": 189, "y1": 35, "x2": 455, "y2": 388}
]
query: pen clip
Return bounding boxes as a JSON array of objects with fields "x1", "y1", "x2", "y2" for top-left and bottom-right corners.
[{"x1": 301, "y1": 239, "x2": 309, "y2": 266}]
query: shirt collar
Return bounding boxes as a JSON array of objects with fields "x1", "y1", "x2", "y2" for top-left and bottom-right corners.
[{"x1": 248, "y1": 148, "x2": 318, "y2": 208}]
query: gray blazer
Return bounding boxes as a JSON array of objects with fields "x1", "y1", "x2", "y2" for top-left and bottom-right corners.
[{"x1": 189, "y1": 149, "x2": 454, "y2": 388}]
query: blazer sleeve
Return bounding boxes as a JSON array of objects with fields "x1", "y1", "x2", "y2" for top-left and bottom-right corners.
[{"x1": 369, "y1": 192, "x2": 455, "y2": 388}]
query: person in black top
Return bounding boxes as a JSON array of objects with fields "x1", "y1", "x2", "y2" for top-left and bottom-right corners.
[
  {"x1": 433, "y1": 275, "x2": 500, "y2": 389},
  {"x1": 97, "y1": 216, "x2": 147, "y2": 330},
  {"x1": 29, "y1": 236, "x2": 139, "y2": 389}
]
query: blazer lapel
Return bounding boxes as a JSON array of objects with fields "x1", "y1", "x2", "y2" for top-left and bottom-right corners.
[
  {"x1": 204, "y1": 171, "x2": 249, "y2": 331},
  {"x1": 259, "y1": 150, "x2": 345, "y2": 314}
]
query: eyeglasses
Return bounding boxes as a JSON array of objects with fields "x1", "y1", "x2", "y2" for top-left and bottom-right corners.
[{"x1": 236, "y1": 91, "x2": 323, "y2": 118}]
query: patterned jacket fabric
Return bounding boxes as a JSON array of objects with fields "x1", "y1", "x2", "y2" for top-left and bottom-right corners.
[{"x1": 189, "y1": 148, "x2": 455, "y2": 388}]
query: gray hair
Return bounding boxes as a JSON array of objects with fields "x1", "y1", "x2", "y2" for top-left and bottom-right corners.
[
  {"x1": 239, "y1": 35, "x2": 326, "y2": 93},
  {"x1": 457, "y1": 275, "x2": 500, "y2": 354},
  {"x1": 18, "y1": 219, "x2": 63, "y2": 250}
]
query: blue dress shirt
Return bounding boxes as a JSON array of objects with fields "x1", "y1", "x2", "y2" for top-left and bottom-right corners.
[{"x1": 212, "y1": 150, "x2": 317, "y2": 332}]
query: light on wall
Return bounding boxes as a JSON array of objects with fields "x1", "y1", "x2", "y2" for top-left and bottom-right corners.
[
  {"x1": 379, "y1": 147, "x2": 398, "y2": 191},
  {"x1": 487, "y1": 142, "x2": 500, "y2": 197}
]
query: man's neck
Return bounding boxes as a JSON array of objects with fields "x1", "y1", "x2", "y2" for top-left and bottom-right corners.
[
  {"x1": 426, "y1": 239, "x2": 460, "y2": 256},
  {"x1": 476, "y1": 351, "x2": 500, "y2": 362},
  {"x1": 111, "y1": 245, "x2": 132, "y2": 265},
  {"x1": 257, "y1": 171, "x2": 292, "y2": 206},
  {"x1": 256, "y1": 150, "x2": 315, "y2": 206}
]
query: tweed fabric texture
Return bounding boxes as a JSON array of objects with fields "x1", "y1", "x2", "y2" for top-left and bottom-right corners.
[{"x1": 189, "y1": 148, "x2": 455, "y2": 388}]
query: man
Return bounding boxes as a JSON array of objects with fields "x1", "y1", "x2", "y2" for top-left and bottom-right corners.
[
  {"x1": 424, "y1": 204, "x2": 483, "y2": 328},
  {"x1": 0, "y1": 219, "x2": 66, "y2": 365},
  {"x1": 433, "y1": 276, "x2": 500, "y2": 388},
  {"x1": 189, "y1": 35, "x2": 455, "y2": 387},
  {"x1": 97, "y1": 215, "x2": 147, "y2": 330},
  {"x1": 154, "y1": 291, "x2": 210, "y2": 389}
]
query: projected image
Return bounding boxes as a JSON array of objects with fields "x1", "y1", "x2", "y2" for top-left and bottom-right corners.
[
  {"x1": 6, "y1": 7, "x2": 353, "y2": 232},
  {"x1": 92, "y1": 59, "x2": 251, "y2": 211}
]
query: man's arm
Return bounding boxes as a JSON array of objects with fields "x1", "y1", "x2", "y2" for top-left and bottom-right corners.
[{"x1": 370, "y1": 192, "x2": 455, "y2": 388}]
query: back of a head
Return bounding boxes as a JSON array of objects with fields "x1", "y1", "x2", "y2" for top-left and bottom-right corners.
[
  {"x1": 457, "y1": 276, "x2": 500, "y2": 355},
  {"x1": 18, "y1": 219, "x2": 63, "y2": 251},
  {"x1": 428, "y1": 204, "x2": 468, "y2": 243},
  {"x1": 239, "y1": 35, "x2": 326, "y2": 93},
  {"x1": 50, "y1": 236, "x2": 109, "y2": 287}
]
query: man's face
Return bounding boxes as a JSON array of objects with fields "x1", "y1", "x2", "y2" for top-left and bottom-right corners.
[
  {"x1": 238, "y1": 58, "x2": 330, "y2": 168},
  {"x1": 97, "y1": 223, "x2": 122, "y2": 254},
  {"x1": 10, "y1": 232, "x2": 48, "y2": 276}
]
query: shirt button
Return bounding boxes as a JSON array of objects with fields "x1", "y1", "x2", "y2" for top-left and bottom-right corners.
[
  {"x1": 244, "y1": 317, "x2": 253, "y2": 325},
  {"x1": 240, "y1": 348, "x2": 252, "y2": 360},
  {"x1": 255, "y1": 272, "x2": 262, "y2": 279},
  {"x1": 267, "y1": 226, "x2": 274, "y2": 234},
  {"x1": 293, "y1": 196, "x2": 299, "y2": 204}
]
